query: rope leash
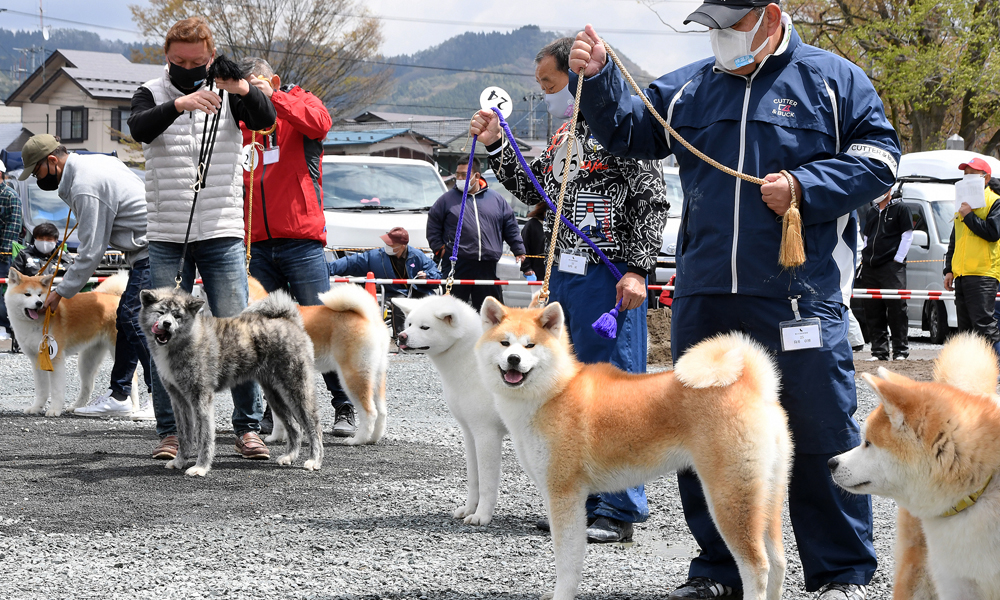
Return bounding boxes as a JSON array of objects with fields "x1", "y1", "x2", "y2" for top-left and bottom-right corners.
[
  {"x1": 445, "y1": 139, "x2": 478, "y2": 295},
  {"x1": 601, "y1": 43, "x2": 805, "y2": 268},
  {"x1": 37, "y1": 210, "x2": 75, "y2": 371}
]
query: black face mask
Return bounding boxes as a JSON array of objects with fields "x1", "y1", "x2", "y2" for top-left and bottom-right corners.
[
  {"x1": 169, "y1": 61, "x2": 208, "y2": 92},
  {"x1": 36, "y1": 166, "x2": 59, "y2": 191}
]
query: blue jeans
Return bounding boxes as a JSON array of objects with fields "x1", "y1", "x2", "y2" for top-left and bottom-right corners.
[
  {"x1": 109, "y1": 258, "x2": 152, "y2": 397},
  {"x1": 671, "y1": 294, "x2": 876, "y2": 591},
  {"x1": 548, "y1": 262, "x2": 649, "y2": 524},
  {"x1": 147, "y1": 238, "x2": 263, "y2": 437},
  {"x1": 249, "y1": 239, "x2": 352, "y2": 410}
]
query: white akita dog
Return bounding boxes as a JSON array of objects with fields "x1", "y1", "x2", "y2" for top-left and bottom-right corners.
[
  {"x1": 830, "y1": 332, "x2": 1000, "y2": 600},
  {"x1": 393, "y1": 295, "x2": 508, "y2": 526}
]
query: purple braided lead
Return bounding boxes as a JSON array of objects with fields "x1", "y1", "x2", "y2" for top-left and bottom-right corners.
[
  {"x1": 448, "y1": 135, "x2": 478, "y2": 273},
  {"x1": 490, "y1": 106, "x2": 623, "y2": 281}
]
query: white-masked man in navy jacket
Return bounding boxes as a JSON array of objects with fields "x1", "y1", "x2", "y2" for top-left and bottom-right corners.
[{"x1": 569, "y1": 1, "x2": 900, "y2": 598}]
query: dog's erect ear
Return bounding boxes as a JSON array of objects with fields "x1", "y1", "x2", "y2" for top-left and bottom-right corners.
[
  {"x1": 481, "y1": 296, "x2": 507, "y2": 329},
  {"x1": 139, "y1": 289, "x2": 158, "y2": 308},
  {"x1": 862, "y1": 372, "x2": 908, "y2": 431},
  {"x1": 876, "y1": 366, "x2": 917, "y2": 387},
  {"x1": 6, "y1": 267, "x2": 21, "y2": 285},
  {"x1": 434, "y1": 309, "x2": 455, "y2": 326},
  {"x1": 185, "y1": 296, "x2": 206, "y2": 315},
  {"x1": 539, "y1": 302, "x2": 565, "y2": 338},
  {"x1": 40, "y1": 274, "x2": 54, "y2": 289},
  {"x1": 392, "y1": 297, "x2": 416, "y2": 316}
]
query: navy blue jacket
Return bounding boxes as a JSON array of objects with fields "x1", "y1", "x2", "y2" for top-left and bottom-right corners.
[
  {"x1": 328, "y1": 246, "x2": 442, "y2": 296},
  {"x1": 427, "y1": 180, "x2": 526, "y2": 263},
  {"x1": 574, "y1": 20, "x2": 901, "y2": 304}
]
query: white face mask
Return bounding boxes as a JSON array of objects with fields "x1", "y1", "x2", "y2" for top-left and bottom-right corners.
[
  {"x1": 35, "y1": 240, "x2": 57, "y2": 254},
  {"x1": 544, "y1": 85, "x2": 574, "y2": 121},
  {"x1": 384, "y1": 244, "x2": 397, "y2": 256},
  {"x1": 710, "y1": 11, "x2": 769, "y2": 71}
]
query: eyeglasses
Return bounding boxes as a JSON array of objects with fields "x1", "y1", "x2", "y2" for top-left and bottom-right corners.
[{"x1": 32, "y1": 159, "x2": 48, "y2": 179}]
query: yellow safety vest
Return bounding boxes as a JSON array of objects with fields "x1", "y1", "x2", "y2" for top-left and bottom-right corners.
[{"x1": 953, "y1": 187, "x2": 1000, "y2": 279}]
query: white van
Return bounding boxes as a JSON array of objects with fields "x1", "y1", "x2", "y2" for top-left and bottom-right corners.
[{"x1": 892, "y1": 150, "x2": 1000, "y2": 342}]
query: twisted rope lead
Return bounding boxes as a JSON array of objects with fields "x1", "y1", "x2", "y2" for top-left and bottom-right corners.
[
  {"x1": 602, "y1": 43, "x2": 804, "y2": 267},
  {"x1": 445, "y1": 137, "x2": 479, "y2": 295}
]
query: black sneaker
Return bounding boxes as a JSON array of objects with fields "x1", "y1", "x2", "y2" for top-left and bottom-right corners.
[
  {"x1": 585, "y1": 516, "x2": 633, "y2": 543},
  {"x1": 535, "y1": 516, "x2": 596, "y2": 532},
  {"x1": 332, "y1": 404, "x2": 357, "y2": 438},
  {"x1": 667, "y1": 577, "x2": 740, "y2": 599}
]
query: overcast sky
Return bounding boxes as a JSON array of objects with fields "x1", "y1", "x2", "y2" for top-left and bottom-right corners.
[{"x1": 7, "y1": 0, "x2": 713, "y2": 78}]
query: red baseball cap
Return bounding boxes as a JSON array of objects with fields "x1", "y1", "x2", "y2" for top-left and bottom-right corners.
[
  {"x1": 958, "y1": 157, "x2": 992, "y2": 178},
  {"x1": 380, "y1": 227, "x2": 409, "y2": 246}
]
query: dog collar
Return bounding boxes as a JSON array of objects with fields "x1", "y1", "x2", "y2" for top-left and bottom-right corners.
[{"x1": 941, "y1": 473, "x2": 993, "y2": 517}]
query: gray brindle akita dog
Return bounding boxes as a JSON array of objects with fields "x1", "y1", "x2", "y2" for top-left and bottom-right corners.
[{"x1": 139, "y1": 287, "x2": 322, "y2": 476}]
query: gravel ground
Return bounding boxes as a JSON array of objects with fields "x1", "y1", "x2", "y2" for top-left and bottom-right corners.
[{"x1": 0, "y1": 333, "x2": 943, "y2": 600}]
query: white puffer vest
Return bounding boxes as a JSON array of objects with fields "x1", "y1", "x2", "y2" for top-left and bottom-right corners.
[{"x1": 141, "y1": 68, "x2": 245, "y2": 243}]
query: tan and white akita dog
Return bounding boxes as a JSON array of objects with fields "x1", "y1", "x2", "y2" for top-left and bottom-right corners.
[
  {"x1": 476, "y1": 298, "x2": 793, "y2": 600},
  {"x1": 4, "y1": 268, "x2": 136, "y2": 416},
  {"x1": 248, "y1": 277, "x2": 390, "y2": 445},
  {"x1": 830, "y1": 333, "x2": 1000, "y2": 600}
]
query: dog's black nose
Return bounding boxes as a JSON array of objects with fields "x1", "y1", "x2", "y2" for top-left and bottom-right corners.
[
  {"x1": 398, "y1": 332, "x2": 408, "y2": 343},
  {"x1": 507, "y1": 354, "x2": 521, "y2": 367},
  {"x1": 827, "y1": 457, "x2": 839, "y2": 472}
]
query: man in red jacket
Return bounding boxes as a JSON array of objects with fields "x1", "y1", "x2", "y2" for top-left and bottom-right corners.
[{"x1": 239, "y1": 57, "x2": 356, "y2": 437}]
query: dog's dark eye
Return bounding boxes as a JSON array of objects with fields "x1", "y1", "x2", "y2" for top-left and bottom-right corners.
[
  {"x1": 420, "y1": 325, "x2": 429, "y2": 330},
  {"x1": 864, "y1": 440, "x2": 871, "y2": 448},
  {"x1": 525, "y1": 343, "x2": 535, "y2": 348},
  {"x1": 500, "y1": 341, "x2": 510, "y2": 347}
]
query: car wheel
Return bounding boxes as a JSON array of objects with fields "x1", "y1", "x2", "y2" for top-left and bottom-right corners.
[{"x1": 927, "y1": 300, "x2": 950, "y2": 345}]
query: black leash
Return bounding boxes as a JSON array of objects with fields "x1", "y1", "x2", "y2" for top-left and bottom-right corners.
[{"x1": 175, "y1": 83, "x2": 224, "y2": 289}]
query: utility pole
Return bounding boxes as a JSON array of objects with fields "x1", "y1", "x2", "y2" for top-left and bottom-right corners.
[{"x1": 522, "y1": 91, "x2": 544, "y2": 140}]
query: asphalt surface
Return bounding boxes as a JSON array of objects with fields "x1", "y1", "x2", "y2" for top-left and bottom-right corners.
[{"x1": 0, "y1": 335, "x2": 938, "y2": 600}]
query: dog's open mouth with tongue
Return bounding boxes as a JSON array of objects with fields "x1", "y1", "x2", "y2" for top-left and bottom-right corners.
[
  {"x1": 499, "y1": 367, "x2": 529, "y2": 387},
  {"x1": 24, "y1": 307, "x2": 41, "y2": 320},
  {"x1": 151, "y1": 322, "x2": 172, "y2": 345}
]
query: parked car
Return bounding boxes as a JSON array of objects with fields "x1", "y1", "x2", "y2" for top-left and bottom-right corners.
[
  {"x1": 653, "y1": 165, "x2": 685, "y2": 302},
  {"x1": 891, "y1": 150, "x2": 1000, "y2": 343},
  {"x1": 322, "y1": 155, "x2": 530, "y2": 307}
]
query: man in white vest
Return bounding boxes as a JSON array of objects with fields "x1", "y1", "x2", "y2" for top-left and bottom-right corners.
[{"x1": 127, "y1": 17, "x2": 277, "y2": 462}]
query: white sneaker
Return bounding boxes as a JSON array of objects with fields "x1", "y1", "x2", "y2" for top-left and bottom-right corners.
[
  {"x1": 74, "y1": 390, "x2": 132, "y2": 418},
  {"x1": 130, "y1": 401, "x2": 155, "y2": 421}
]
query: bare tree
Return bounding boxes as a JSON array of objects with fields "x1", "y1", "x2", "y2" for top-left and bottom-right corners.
[{"x1": 129, "y1": 0, "x2": 392, "y2": 118}]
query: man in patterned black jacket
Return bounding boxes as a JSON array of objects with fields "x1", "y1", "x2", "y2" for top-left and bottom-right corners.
[{"x1": 470, "y1": 37, "x2": 669, "y2": 544}]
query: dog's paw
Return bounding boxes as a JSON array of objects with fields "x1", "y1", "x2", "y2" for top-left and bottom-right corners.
[
  {"x1": 276, "y1": 454, "x2": 293, "y2": 466},
  {"x1": 165, "y1": 458, "x2": 182, "y2": 470},
  {"x1": 24, "y1": 405, "x2": 44, "y2": 415},
  {"x1": 540, "y1": 591, "x2": 554, "y2": 600},
  {"x1": 45, "y1": 408, "x2": 63, "y2": 417},
  {"x1": 302, "y1": 459, "x2": 321, "y2": 471},
  {"x1": 263, "y1": 432, "x2": 286, "y2": 444},
  {"x1": 185, "y1": 466, "x2": 209, "y2": 477},
  {"x1": 463, "y1": 513, "x2": 492, "y2": 526},
  {"x1": 453, "y1": 505, "x2": 474, "y2": 519}
]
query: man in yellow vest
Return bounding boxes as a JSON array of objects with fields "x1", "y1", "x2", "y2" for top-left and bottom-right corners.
[{"x1": 944, "y1": 157, "x2": 1000, "y2": 355}]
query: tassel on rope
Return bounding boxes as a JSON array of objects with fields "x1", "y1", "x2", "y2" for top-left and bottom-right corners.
[
  {"x1": 591, "y1": 299, "x2": 622, "y2": 340},
  {"x1": 778, "y1": 170, "x2": 805, "y2": 268}
]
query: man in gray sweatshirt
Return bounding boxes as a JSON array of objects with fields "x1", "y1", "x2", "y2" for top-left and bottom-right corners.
[{"x1": 19, "y1": 134, "x2": 152, "y2": 418}]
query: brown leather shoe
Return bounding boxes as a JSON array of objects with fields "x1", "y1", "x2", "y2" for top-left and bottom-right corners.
[
  {"x1": 152, "y1": 435, "x2": 179, "y2": 460},
  {"x1": 235, "y1": 432, "x2": 270, "y2": 460}
]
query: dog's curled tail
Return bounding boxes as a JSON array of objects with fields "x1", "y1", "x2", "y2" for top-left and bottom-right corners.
[
  {"x1": 934, "y1": 332, "x2": 999, "y2": 395},
  {"x1": 318, "y1": 284, "x2": 382, "y2": 323},
  {"x1": 94, "y1": 271, "x2": 129, "y2": 296},
  {"x1": 246, "y1": 289, "x2": 303, "y2": 326},
  {"x1": 674, "y1": 332, "x2": 780, "y2": 397}
]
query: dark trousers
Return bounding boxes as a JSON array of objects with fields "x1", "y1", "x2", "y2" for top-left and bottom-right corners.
[
  {"x1": 109, "y1": 259, "x2": 153, "y2": 397},
  {"x1": 859, "y1": 261, "x2": 908, "y2": 358},
  {"x1": 955, "y1": 275, "x2": 1000, "y2": 344},
  {"x1": 671, "y1": 294, "x2": 876, "y2": 592},
  {"x1": 451, "y1": 259, "x2": 501, "y2": 311},
  {"x1": 249, "y1": 239, "x2": 351, "y2": 411}
]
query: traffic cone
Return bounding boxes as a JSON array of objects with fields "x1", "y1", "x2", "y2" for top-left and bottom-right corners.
[{"x1": 365, "y1": 271, "x2": 377, "y2": 299}]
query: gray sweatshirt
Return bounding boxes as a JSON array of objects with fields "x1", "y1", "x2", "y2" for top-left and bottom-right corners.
[{"x1": 56, "y1": 153, "x2": 149, "y2": 298}]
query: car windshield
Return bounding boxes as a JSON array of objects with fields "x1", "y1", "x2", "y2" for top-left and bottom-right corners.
[
  {"x1": 930, "y1": 201, "x2": 955, "y2": 244},
  {"x1": 24, "y1": 181, "x2": 75, "y2": 230},
  {"x1": 322, "y1": 162, "x2": 445, "y2": 210},
  {"x1": 664, "y1": 173, "x2": 683, "y2": 218}
]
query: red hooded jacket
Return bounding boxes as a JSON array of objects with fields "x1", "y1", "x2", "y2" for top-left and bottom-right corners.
[{"x1": 241, "y1": 85, "x2": 332, "y2": 244}]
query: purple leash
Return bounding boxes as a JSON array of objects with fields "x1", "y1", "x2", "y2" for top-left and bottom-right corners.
[
  {"x1": 485, "y1": 105, "x2": 625, "y2": 338},
  {"x1": 444, "y1": 136, "x2": 478, "y2": 295}
]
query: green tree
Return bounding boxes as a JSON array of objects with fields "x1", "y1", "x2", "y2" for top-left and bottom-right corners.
[
  {"x1": 128, "y1": 0, "x2": 391, "y2": 117},
  {"x1": 787, "y1": 0, "x2": 1000, "y2": 156}
]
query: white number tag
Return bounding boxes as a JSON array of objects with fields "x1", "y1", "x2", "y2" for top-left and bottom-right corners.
[
  {"x1": 779, "y1": 317, "x2": 822, "y2": 352},
  {"x1": 479, "y1": 86, "x2": 513, "y2": 119},
  {"x1": 240, "y1": 144, "x2": 258, "y2": 172},
  {"x1": 558, "y1": 251, "x2": 587, "y2": 276},
  {"x1": 552, "y1": 139, "x2": 582, "y2": 182}
]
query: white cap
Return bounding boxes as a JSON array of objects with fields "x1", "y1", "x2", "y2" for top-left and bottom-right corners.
[{"x1": 0, "y1": 161, "x2": 6, "y2": 174}]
